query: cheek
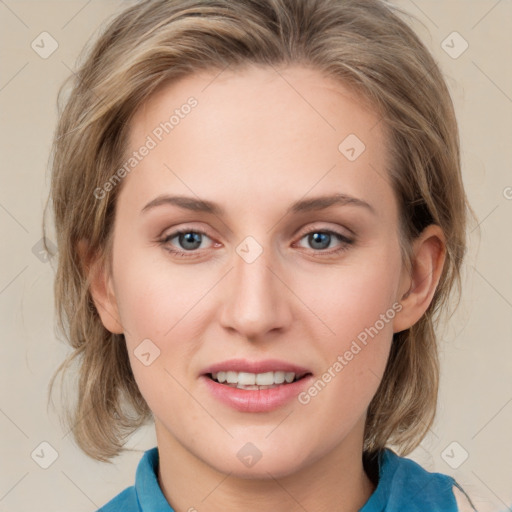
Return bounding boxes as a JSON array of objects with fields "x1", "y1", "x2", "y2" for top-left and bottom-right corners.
[
  {"x1": 297, "y1": 247, "x2": 400, "y2": 407},
  {"x1": 113, "y1": 246, "x2": 211, "y2": 341},
  {"x1": 110, "y1": 248, "x2": 205, "y2": 393},
  {"x1": 112, "y1": 254, "x2": 201, "y2": 417},
  {"x1": 303, "y1": 247, "x2": 401, "y2": 344}
]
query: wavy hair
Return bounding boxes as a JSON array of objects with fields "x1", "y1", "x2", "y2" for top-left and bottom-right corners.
[{"x1": 44, "y1": 0, "x2": 475, "y2": 462}]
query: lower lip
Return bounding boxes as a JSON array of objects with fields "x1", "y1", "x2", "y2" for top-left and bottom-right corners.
[{"x1": 200, "y1": 374, "x2": 313, "y2": 412}]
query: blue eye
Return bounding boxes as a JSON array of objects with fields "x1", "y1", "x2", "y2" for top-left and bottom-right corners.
[
  {"x1": 172, "y1": 231, "x2": 204, "y2": 250},
  {"x1": 297, "y1": 229, "x2": 354, "y2": 255},
  {"x1": 160, "y1": 229, "x2": 212, "y2": 257},
  {"x1": 159, "y1": 227, "x2": 354, "y2": 259}
]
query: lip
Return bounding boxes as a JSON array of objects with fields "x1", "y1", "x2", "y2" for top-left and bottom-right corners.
[
  {"x1": 200, "y1": 358, "x2": 313, "y2": 413},
  {"x1": 201, "y1": 358, "x2": 311, "y2": 376}
]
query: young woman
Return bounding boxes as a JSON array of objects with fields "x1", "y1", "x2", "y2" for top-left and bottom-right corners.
[{"x1": 46, "y1": 0, "x2": 478, "y2": 510}]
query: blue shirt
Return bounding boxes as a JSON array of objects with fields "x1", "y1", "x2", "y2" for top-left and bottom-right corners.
[{"x1": 97, "y1": 446, "x2": 475, "y2": 511}]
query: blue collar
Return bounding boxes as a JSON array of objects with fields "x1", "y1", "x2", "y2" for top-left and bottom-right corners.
[
  {"x1": 135, "y1": 447, "x2": 175, "y2": 511},
  {"x1": 132, "y1": 446, "x2": 456, "y2": 512}
]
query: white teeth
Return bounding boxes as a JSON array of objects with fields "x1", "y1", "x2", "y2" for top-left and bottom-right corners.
[
  {"x1": 226, "y1": 371, "x2": 238, "y2": 384},
  {"x1": 238, "y1": 372, "x2": 256, "y2": 385},
  {"x1": 255, "y1": 372, "x2": 274, "y2": 385},
  {"x1": 274, "y1": 371, "x2": 285, "y2": 384},
  {"x1": 211, "y1": 371, "x2": 299, "y2": 385}
]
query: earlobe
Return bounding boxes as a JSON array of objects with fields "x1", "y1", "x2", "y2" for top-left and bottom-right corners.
[
  {"x1": 77, "y1": 239, "x2": 124, "y2": 334},
  {"x1": 393, "y1": 225, "x2": 446, "y2": 334}
]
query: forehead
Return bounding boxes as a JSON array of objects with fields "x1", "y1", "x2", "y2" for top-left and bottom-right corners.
[{"x1": 121, "y1": 65, "x2": 395, "y2": 222}]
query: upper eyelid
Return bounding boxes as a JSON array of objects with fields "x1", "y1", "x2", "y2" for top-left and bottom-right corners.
[
  {"x1": 161, "y1": 224, "x2": 354, "y2": 246},
  {"x1": 161, "y1": 222, "x2": 352, "y2": 236}
]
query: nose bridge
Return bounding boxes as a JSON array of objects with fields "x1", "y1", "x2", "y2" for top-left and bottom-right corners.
[{"x1": 219, "y1": 235, "x2": 290, "y2": 339}]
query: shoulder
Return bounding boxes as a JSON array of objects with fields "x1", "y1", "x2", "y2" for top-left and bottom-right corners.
[
  {"x1": 96, "y1": 485, "x2": 139, "y2": 512},
  {"x1": 370, "y1": 448, "x2": 469, "y2": 511}
]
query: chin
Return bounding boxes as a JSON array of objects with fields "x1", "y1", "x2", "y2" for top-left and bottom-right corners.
[
  {"x1": 200, "y1": 438, "x2": 314, "y2": 480},
  {"x1": 215, "y1": 455, "x2": 306, "y2": 480}
]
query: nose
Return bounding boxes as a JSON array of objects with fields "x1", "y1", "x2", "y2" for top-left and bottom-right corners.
[{"x1": 219, "y1": 242, "x2": 293, "y2": 341}]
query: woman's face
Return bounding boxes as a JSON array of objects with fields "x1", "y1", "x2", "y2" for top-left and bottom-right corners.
[{"x1": 101, "y1": 65, "x2": 411, "y2": 477}]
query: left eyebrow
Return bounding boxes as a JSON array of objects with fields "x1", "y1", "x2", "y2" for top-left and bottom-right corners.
[
  {"x1": 287, "y1": 193, "x2": 376, "y2": 216},
  {"x1": 140, "y1": 192, "x2": 376, "y2": 216},
  {"x1": 141, "y1": 195, "x2": 223, "y2": 216}
]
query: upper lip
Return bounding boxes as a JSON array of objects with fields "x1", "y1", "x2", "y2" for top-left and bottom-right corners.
[{"x1": 201, "y1": 358, "x2": 311, "y2": 377}]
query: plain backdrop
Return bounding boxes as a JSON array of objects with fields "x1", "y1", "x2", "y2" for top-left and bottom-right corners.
[{"x1": 0, "y1": 1, "x2": 511, "y2": 511}]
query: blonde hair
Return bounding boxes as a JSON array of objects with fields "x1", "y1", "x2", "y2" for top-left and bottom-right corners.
[{"x1": 45, "y1": 0, "x2": 475, "y2": 462}]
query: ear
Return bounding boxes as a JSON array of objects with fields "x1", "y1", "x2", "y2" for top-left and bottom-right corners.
[
  {"x1": 77, "y1": 239, "x2": 124, "y2": 334},
  {"x1": 393, "y1": 224, "x2": 446, "y2": 334}
]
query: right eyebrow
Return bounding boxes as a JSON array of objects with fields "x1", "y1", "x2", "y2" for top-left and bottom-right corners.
[{"x1": 287, "y1": 193, "x2": 376, "y2": 216}]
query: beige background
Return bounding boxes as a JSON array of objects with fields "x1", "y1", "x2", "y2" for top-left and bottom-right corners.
[{"x1": 0, "y1": 1, "x2": 511, "y2": 511}]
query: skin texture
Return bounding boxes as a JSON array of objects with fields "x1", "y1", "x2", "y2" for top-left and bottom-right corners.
[{"x1": 87, "y1": 65, "x2": 446, "y2": 512}]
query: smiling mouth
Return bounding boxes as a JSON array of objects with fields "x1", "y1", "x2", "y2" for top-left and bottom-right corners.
[{"x1": 207, "y1": 370, "x2": 311, "y2": 390}]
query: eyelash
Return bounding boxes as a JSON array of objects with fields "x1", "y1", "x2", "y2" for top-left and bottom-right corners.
[{"x1": 159, "y1": 227, "x2": 354, "y2": 259}]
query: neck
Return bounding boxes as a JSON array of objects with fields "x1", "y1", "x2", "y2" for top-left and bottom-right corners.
[{"x1": 155, "y1": 422, "x2": 376, "y2": 512}]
